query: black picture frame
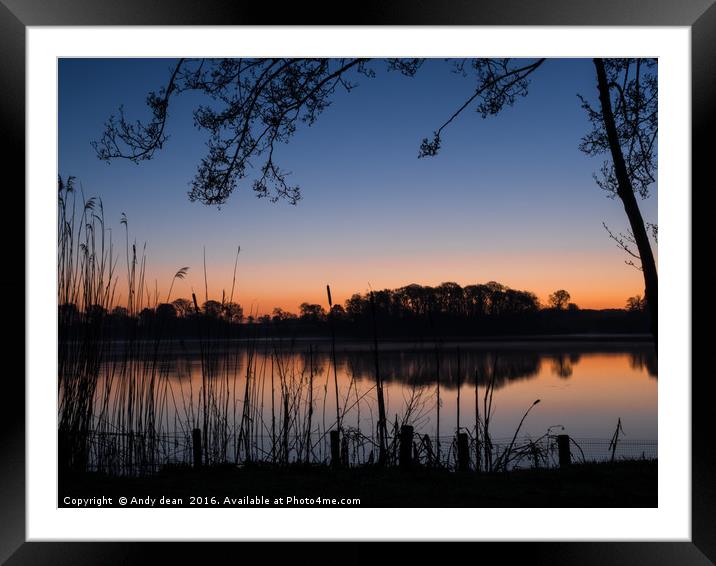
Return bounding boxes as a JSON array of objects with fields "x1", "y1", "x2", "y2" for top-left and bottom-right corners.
[{"x1": 3, "y1": 1, "x2": 710, "y2": 563}]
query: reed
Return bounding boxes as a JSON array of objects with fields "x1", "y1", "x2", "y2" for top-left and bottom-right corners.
[
  {"x1": 60, "y1": 184, "x2": 629, "y2": 477},
  {"x1": 369, "y1": 290, "x2": 388, "y2": 465}
]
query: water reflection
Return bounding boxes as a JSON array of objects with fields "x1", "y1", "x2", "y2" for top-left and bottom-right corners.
[
  {"x1": 340, "y1": 348, "x2": 543, "y2": 390},
  {"x1": 629, "y1": 351, "x2": 658, "y2": 377},
  {"x1": 549, "y1": 353, "x2": 581, "y2": 379},
  {"x1": 100, "y1": 341, "x2": 657, "y2": 442}
]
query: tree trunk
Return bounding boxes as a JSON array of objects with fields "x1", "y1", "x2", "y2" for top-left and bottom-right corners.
[{"x1": 593, "y1": 58, "x2": 658, "y2": 347}]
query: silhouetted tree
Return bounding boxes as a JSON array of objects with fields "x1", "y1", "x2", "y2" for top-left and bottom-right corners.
[
  {"x1": 581, "y1": 59, "x2": 658, "y2": 342},
  {"x1": 548, "y1": 289, "x2": 571, "y2": 310},
  {"x1": 419, "y1": 58, "x2": 658, "y2": 342},
  {"x1": 57, "y1": 276, "x2": 649, "y2": 339},
  {"x1": 172, "y1": 298, "x2": 194, "y2": 318},
  {"x1": 271, "y1": 307, "x2": 296, "y2": 323},
  {"x1": 155, "y1": 302, "x2": 177, "y2": 320},
  {"x1": 344, "y1": 293, "x2": 366, "y2": 321},
  {"x1": 397, "y1": 283, "x2": 431, "y2": 317},
  {"x1": 464, "y1": 284, "x2": 490, "y2": 318},
  {"x1": 299, "y1": 302, "x2": 326, "y2": 322},
  {"x1": 626, "y1": 295, "x2": 647, "y2": 312},
  {"x1": 202, "y1": 300, "x2": 223, "y2": 318},
  {"x1": 484, "y1": 281, "x2": 507, "y2": 315},
  {"x1": 138, "y1": 307, "x2": 155, "y2": 326},
  {"x1": 85, "y1": 304, "x2": 107, "y2": 323},
  {"x1": 94, "y1": 58, "x2": 395, "y2": 205},
  {"x1": 223, "y1": 302, "x2": 244, "y2": 323},
  {"x1": 111, "y1": 306, "x2": 129, "y2": 318},
  {"x1": 435, "y1": 282, "x2": 464, "y2": 316},
  {"x1": 329, "y1": 304, "x2": 346, "y2": 320},
  {"x1": 95, "y1": 57, "x2": 657, "y2": 341},
  {"x1": 336, "y1": 281, "x2": 540, "y2": 325}
]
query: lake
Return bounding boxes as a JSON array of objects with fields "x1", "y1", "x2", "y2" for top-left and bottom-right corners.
[{"x1": 92, "y1": 338, "x2": 656, "y2": 470}]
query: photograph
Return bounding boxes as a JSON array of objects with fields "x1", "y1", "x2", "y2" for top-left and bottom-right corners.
[
  {"x1": 4, "y1": 2, "x2": 708, "y2": 558},
  {"x1": 56, "y1": 56, "x2": 659, "y2": 509}
]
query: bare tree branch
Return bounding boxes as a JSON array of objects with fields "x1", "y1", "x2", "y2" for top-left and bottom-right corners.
[{"x1": 418, "y1": 58, "x2": 546, "y2": 158}]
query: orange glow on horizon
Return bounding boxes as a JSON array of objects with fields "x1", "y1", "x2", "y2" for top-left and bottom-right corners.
[{"x1": 119, "y1": 249, "x2": 648, "y2": 315}]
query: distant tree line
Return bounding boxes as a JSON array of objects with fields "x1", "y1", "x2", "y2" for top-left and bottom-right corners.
[
  {"x1": 95, "y1": 58, "x2": 659, "y2": 345},
  {"x1": 58, "y1": 281, "x2": 650, "y2": 340}
]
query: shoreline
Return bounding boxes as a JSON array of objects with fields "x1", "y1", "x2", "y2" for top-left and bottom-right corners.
[
  {"x1": 64, "y1": 333, "x2": 655, "y2": 347},
  {"x1": 59, "y1": 459, "x2": 658, "y2": 508}
]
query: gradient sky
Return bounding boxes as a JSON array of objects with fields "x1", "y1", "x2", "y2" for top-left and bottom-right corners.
[{"x1": 58, "y1": 58, "x2": 657, "y2": 314}]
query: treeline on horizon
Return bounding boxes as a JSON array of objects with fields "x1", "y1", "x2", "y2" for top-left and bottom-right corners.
[{"x1": 59, "y1": 281, "x2": 651, "y2": 340}]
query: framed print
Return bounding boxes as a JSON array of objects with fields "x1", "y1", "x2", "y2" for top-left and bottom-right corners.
[{"x1": 4, "y1": 0, "x2": 712, "y2": 563}]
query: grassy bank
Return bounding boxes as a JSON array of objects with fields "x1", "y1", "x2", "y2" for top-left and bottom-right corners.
[{"x1": 59, "y1": 459, "x2": 656, "y2": 508}]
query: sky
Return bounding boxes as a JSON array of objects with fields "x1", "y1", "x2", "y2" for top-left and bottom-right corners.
[{"x1": 58, "y1": 58, "x2": 657, "y2": 314}]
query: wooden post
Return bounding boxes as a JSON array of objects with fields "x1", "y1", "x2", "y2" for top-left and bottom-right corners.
[
  {"x1": 330, "y1": 430, "x2": 341, "y2": 469},
  {"x1": 341, "y1": 434, "x2": 349, "y2": 467},
  {"x1": 399, "y1": 425, "x2": 414, "y2": 469},
  {"x1": 457, "y1": 432, "x2": 469, "y2": 472},
  {"x1": 557, "y1": 434, "x2": 571, "y2": 469},
  {"x1": 475, "y1": 368, "x2": 481, "y2": 474},
  {"x1": 192, "y1": 428, "x2": 203, "y2": 469}
]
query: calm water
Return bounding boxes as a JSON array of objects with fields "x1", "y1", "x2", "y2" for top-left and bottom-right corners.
[{"x1": 100, "y1": 340, "x2": 657, "y2": 444}]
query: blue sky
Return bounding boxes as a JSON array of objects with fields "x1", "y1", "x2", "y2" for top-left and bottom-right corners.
[{"x1": 58, "y1": 58, "x2": 657, "y2": 312}]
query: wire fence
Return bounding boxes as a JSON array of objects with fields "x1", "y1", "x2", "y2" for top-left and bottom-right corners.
[
  {"x1": 77, "y1": 427, "x2": 657, "y2": 476},
  {"x1": 567, "y1": 437, "x2": 657, "y2": 464}
]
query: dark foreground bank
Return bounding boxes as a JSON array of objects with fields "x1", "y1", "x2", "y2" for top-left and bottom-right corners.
[{"x1": 59, "y1": 460, "x2": 656, "y2": 508}]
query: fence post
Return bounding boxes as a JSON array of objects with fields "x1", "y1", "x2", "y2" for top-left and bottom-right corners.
[
  {"x1": 557, "y1": 434, "x2": 571, "y2": 469},
  {"x1": 457, "y1": 432, "x2": 469, "y2": 472},
  {"x1": 341, "y1": 434, "x2": 349, "y2": 467},
  {"x1": 330, "y1": 430, "x2": 341, "y2": 469},
  {"x1": 192, "y1": 428, "x2": 202, "y2": 469},
  {"x1": 399, "y1": 425, "x2": 414, "y2": 469}
]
